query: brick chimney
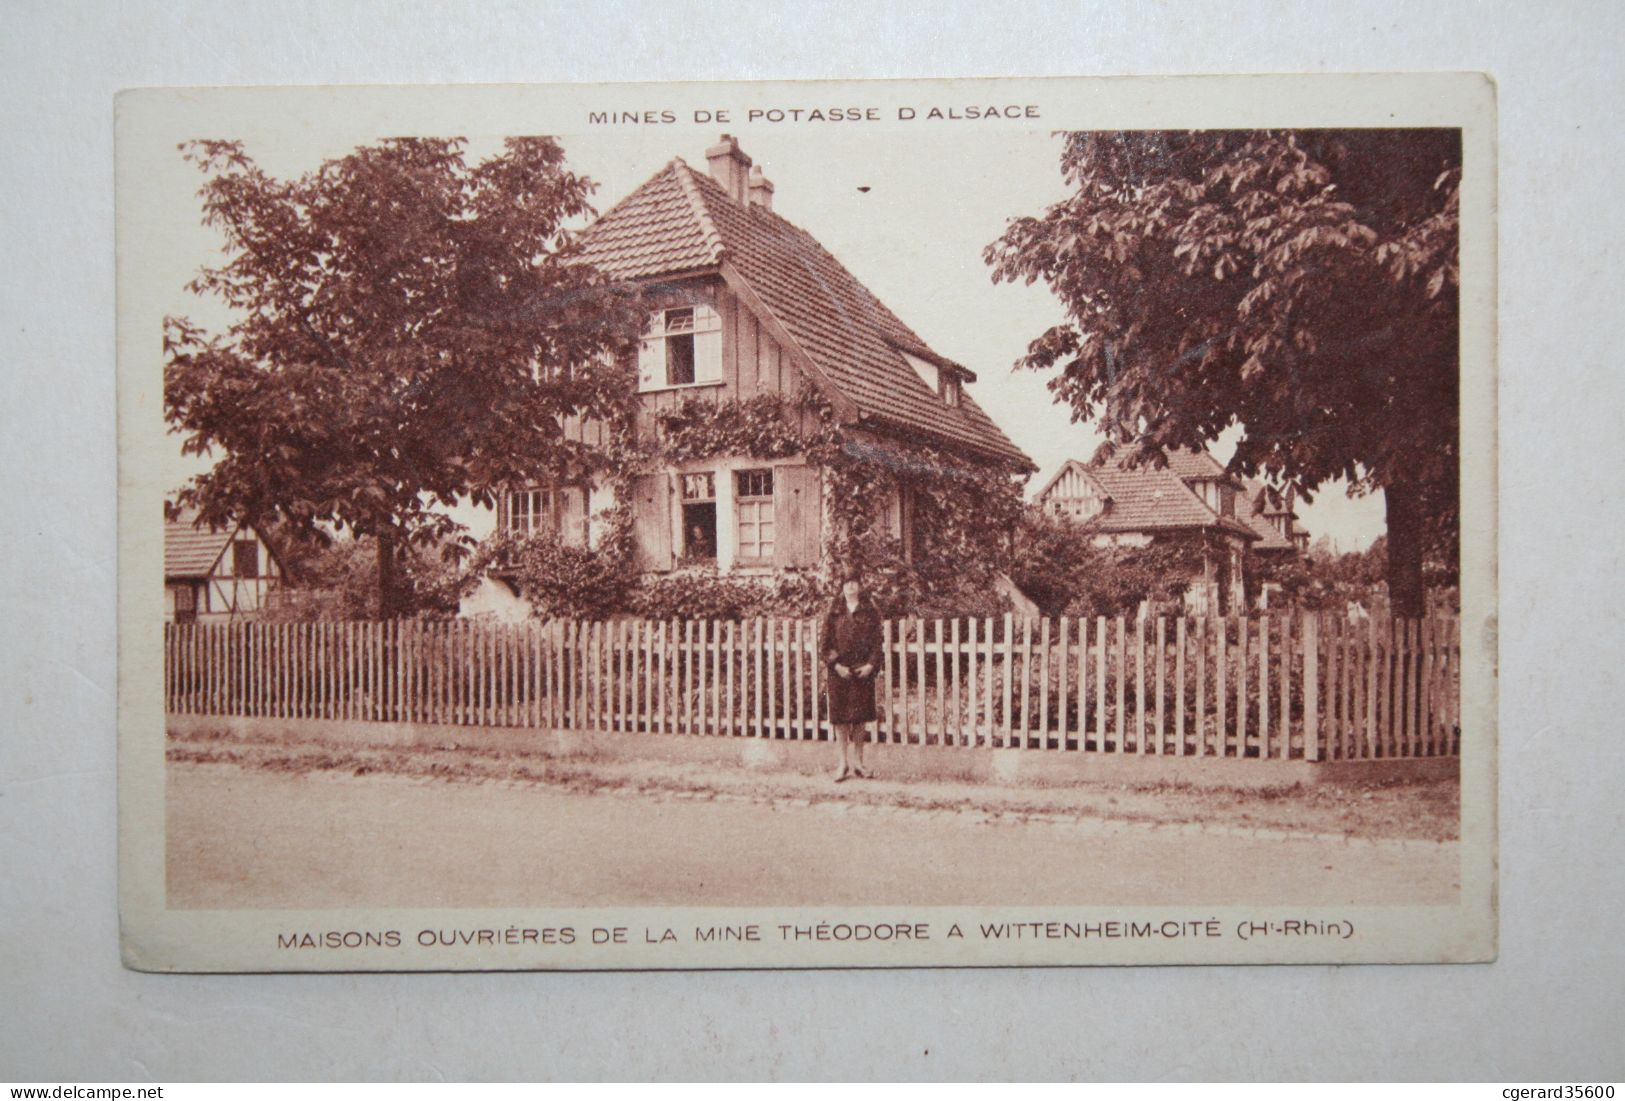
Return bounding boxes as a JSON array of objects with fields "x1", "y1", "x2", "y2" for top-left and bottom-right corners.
[
  {"x1": 705, "y1": 134, "x2": 752, "y2": 203},
  {"x1": 747, "y1": 164, "x2": 774, "y2": 210}
]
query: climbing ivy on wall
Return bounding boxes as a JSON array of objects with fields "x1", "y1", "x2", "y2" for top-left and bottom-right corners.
[{"x1": 473, "y1": 391, "x2": 1031, "y2": 620}]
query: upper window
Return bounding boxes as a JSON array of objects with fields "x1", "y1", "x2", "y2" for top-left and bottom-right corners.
[
  {"x1": 504, "y1": 488, "x2": 555, "y2": 536},
  {"x1": 639, "y1": 305, "x2": 722, "y2": 391},
  {"x1": 735, "y1": 468, "x2": 775, "y2": 562},
  {"x1": 231, "y1": 539, "x2": 259, "y2": 579},
  {"x1": 664, "y1": 308, "x2": 696, "y2": 384}
]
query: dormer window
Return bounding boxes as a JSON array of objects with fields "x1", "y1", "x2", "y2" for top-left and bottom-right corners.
[
  {"x1": 638, "y1": 305, "x2": 721, "y2": 391},
  {"x1": 900, "y1": 349, "x2": 964, "y2": 408}
]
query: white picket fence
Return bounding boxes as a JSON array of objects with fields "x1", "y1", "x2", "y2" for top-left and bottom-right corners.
[{"x1": 163, "y1": 612, "x2": 1461, "y2": 761}]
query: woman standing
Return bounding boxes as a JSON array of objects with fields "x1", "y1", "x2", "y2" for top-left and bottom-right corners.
[{"x1": 820, "y1": 573, "x2": 883, "y2": 782}]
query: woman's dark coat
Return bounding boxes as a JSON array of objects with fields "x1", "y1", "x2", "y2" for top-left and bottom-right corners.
[{"x1": 821, "y1": 598, "x2": 883, "y2": 726}]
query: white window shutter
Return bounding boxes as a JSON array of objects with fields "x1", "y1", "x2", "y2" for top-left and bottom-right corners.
[
  {"x1": 637, "y1": 337, "x2": 659, "y2": 391},
  {"x1": 694, "y1": 330, "x2": 722, "y2": 382},
  {"x1": 694, "y1": 304, "x2": 721, "y2": 382}
]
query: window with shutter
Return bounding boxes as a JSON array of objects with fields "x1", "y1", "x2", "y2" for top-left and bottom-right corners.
[{"x1": 637, "y1": 305, "x2": 722, "y2": 391}]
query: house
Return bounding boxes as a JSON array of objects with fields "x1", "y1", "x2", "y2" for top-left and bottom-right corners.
[
  {"x1": 164, "y1": 511, "x2": 285, "y2": 623},
  {"x1": 1033, "y1": 450, "x2": 1267, "y2": 615},
  {"x1": 463, "y1": 135, "x2": 1033, "y2": 618},
  {"x1": 1239, "y1": 477, "x2": 1311, "y2": 609},
  {"x1": 1241, "y1": 477, "x2": 1311, "y2": 556}
]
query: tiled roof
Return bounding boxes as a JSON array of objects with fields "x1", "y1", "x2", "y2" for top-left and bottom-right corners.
[
  {"x1": 1110, "y1": 446, "x2": 1231, "y2": 482},
  {"x1": 577, "y1": 159, "x2": 1032, "y2": 469},
  {"x1": 1240, "y1": 507, "x2": 1298, "y2": 550},
  {"x1": 165, "y1": 514, "x2": 236, "y2": 577},
  {"x1": 574, "y1": 163, "x2": 718, "y2": 279},
  {"x1": 1083, "y1": 466, "x2": 1253, "y2": 539},
  {"x1": 1240, "y1": 477, "x2": 1305, "y2": 551}
]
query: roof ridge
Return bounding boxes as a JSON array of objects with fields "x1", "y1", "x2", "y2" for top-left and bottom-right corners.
[
  {"x1": 687, "y1": 165, "x2": 931, "y2": 348},
  {"x1": 575, "y1": 159, "x2": 681, "y2": 247},
  {"x1": 671, "y1": 159, "x2": 726, "y2": 263},
  {"x1": 577, "y1": 150, "x2": 1032, "y2": 470}
]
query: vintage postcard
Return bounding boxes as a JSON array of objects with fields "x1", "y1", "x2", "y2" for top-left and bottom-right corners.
[{"x1": 117, "y1": 74, "x2": 1496, "y2": 971}]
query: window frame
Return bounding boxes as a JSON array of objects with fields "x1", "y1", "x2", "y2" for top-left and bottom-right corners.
[
  {"x1": 664, "y1": 307, "x2": 697, "y2": 386},
  {"x1": 679, "y1": 471, "x2": 718, "y2": 562},
  {"x1": 503, "y1": 487, "x2": 558, "y2": 538},
  {"x1": 231, "y1": 538, "x2": 259, "y2": 579},
  {"x1": 638, "y1": 305, "x2": 724, "y2": 393},
  {"x1": 733, "y1": 467, "x2": 776, "y2": 564}
]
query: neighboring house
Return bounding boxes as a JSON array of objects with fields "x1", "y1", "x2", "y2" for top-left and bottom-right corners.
[
  {"x1": 164, "y1": 511, "x2": 285, "y2": 623},
  {"x1": 1239, "y1": 477, "x2": 1311, "y2": 609},
  {"x1": 1241, "y1": 477, "x2": 1311, "y2": 556},
  {"x1": 464, "y1": 134, "x2": 1033, "y2": 619},
  {"x1": 1033, "y1": 450, "x2": 1264, "y2": 615}
]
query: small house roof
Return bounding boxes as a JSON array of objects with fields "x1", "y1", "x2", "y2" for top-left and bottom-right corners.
[
  {"x1": 1239, "y1": 506, "x2": 1299, "y2": 551},
  {"x1": 164, "y1": 512, "x2": 240, "y2": 578},
  {"x1": 1240, "y1": 476, "x2": 1308, "y2": 552},
  {"x1": 1108, "y1": 445, "x2": 1246, "y2": 487},
  {"x1": 164, "y1": 511, "x2": 287, "y2": 579},
  {"x1": 1085, "y1": 466, "x2": 1258, "y2": 540},
  {"x1": 577, "y1": 156, "x2": 1032, "y2": 470},
  {"x1": 1040, "y1": 449, "x2": 1259, "y2": 540}
]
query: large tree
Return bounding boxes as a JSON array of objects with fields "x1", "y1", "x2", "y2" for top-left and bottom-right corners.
[
  {"x1": 165, "y1": 137, "x2": 646, "y2": 615},
  {"x1": 986, "y1": 130, "x2": 1459, "y2": 616}
]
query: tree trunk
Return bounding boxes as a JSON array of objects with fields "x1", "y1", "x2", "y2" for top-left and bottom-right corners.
[
  {"x1": 376, "y1": 531, "x2": 402, "y2": 620},
  {"x1": 1383, "y1": 478, "x2": 1427, "y2": 619}
]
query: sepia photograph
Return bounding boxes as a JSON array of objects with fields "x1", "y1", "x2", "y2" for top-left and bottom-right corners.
[{"x1": 117, "y1": 76, "x2": 1497, "y2": 970}]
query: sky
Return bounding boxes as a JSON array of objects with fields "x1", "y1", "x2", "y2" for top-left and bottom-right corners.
[{"x1": 159, "y1": 126, "x2": 1388, "y2": 551}]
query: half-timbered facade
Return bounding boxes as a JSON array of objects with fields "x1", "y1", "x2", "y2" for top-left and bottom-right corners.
[
  {"x1": 163, "y1": 511, "x2": 285, "y2": 623},
  {"x1": 465, "y1": 135, "x2": 1032, "y2": 617}
]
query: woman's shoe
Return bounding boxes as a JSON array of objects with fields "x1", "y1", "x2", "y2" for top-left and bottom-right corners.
[
  {"x1": 851, "y1": 766, "x2": 870, "y2": 779},
  {"x1": 832, "y1": 768, "x2": 851, "y2": 783}
]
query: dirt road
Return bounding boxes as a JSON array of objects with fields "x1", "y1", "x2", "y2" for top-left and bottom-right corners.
[{"x1": 166, "y1": 761, "x2": 1457, "y2": 909}]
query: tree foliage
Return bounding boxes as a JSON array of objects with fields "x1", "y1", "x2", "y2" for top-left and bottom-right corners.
[
  {"x1": 986, "y1": 130, "x2": 1460, "y2": 615},
  {"x1": 164, "y1": 136, "x2": 648, "y2": 615},
  {"x1": 465, "y1": 531, "x2": 634, "y2": 620},
  {"x1": 1011, "y1": 510, "x2": 1207, "y2": 619},
  {"x1": 262, "y1": 532, "x2": 465, "y2": 621}
]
